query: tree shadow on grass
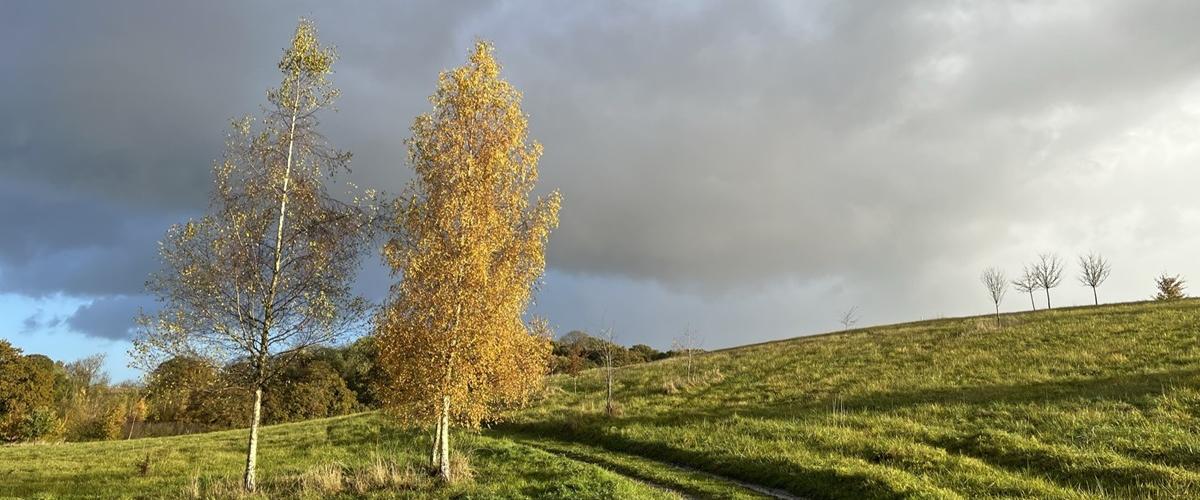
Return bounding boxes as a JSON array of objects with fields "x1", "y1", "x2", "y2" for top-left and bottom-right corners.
[{"x1": 496, "y1": 421, "x2": 929, "y2": 500}]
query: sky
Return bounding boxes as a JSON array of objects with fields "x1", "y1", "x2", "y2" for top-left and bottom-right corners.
[{"x1": 5, "y1": 1, "x2": 1200, "y2": 382}]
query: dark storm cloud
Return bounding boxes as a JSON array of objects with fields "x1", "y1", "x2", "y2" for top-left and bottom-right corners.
[
  {"x1": 6, "y1": 1, "x2": 1200, "y2": 348},
  {"x1": 0, "y1": 180, "x2": 181, "y2": 297},
  {"x1": 0, "y1": 1, "x2": 490, "y2": 212},
  {"x1": 64, "y1": 295, "x2": 154, "y2": 341}
]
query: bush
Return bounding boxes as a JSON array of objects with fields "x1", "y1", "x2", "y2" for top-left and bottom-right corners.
[
  {"x1": 0, "y1": 342, "x2": 61, "y2": 442},
  {"x1": 264, "y1": 359, "x2": 358, "y2": 424},
  {"x1": 1154, "y1": 274, "x2": 1187, "y2": 301},
  {"x1": 145, "y1": 357, "x2": 218, "y2": 423},
  {"x1": 72, "y1": 403, "x2": 126, "y2": 441},
  {"x1": 18, "y1": 407, "x2": 63, "y2": 442}
]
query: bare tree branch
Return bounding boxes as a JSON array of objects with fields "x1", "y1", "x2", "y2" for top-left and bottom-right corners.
[
  {"x1": 1077, "y1": 252, "x2": 1111, "y2": 306},
  {"x1": 839, "y1": 306, "x2": 860, "y2": 331},
  {"x1": 981, "y1": 267, "x2": 1006, "y2": 327},
  {"x1": 1032, "y1": 253, "x2": 1065, "y2": 309}
]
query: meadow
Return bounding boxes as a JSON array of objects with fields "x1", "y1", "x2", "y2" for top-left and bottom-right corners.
[{"x1": 4, "y1": 299, "x2": 1200, "y2": 498}]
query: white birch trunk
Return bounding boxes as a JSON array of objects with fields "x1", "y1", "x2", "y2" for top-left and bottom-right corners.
[
  {"x1": 242, "y1": 386, "x2": 264, "y2": 491},
  {"x1": 438, "y1": 395, "x2": 451, "y2": 481}
]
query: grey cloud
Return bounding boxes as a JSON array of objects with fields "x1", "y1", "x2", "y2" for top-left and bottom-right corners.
[
  {"x1": 6, "y1": 1, "x2": 1200, "y2": 350},
  {"x1": 65, "y1": 295, "x2": 155, "y2": 341},
  {"x1": 0, "y1": 180, "x2": 183, "y2": 297},
  {"x1": 19, "y1": 311, "x2": 57, "y2": 334},
  {"x1": 0, "y1": 1, "x2": 493, "y2": 211},
  {"x1": 506, "y1": 0, "x2": 1200, "y2": 291},
  {"x1": 21, "y1": 312, "x2": 63, "y2": 334},
  {"x1": 21, "y1": 314, "x2": 39, "y2": 333}
]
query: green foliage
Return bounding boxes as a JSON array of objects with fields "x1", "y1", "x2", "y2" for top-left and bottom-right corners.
[
  {"x1": 145, "y1": 357, "x2": 219, "y2": 424},
  {"x1": 17, "y1": 407, "x2": 63, "y2": 442},
  {"x1": 140, "y1": 344, "x2": 377, "y2": 433},
  {"x1": 550, "y1": 331, "x2": 678, "y2": 374},
  {"x1": 71, "y1": 401, "x2": 129, "y2": 442},
  {"x1": 628, "y1": 344, "x2": 669, "y2": 364},
  {"x1": 0, "y1": 341, "x2": 61, "y2": 442},
  {"x1": 308, "y1": 337, "x2": 382, "y2": 408},
  {"x1": 263, "y1": 359, "x2": 357, "y2": 424}
]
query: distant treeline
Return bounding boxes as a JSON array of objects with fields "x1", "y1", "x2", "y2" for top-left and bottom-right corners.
[
  {"x1": 0, "y1": 332, "x2": 688, "y2": 443},
  {"x1": 0, "y1": 338, "x2": 381, "y2": 443},
  {"x1": 1, "y1": 340, "x2": 140, "y2": 443},
  {"x1": 549, "y1": 330, "x2": 688, "y2": 375}
]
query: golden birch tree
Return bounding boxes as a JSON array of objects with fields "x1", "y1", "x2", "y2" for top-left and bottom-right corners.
[
  {"x1": 131, "y1": 20, "x2": 374, "y2": 492},
  {"x1": 376, "y1": 41, "x2": 560, "y2": 482}
]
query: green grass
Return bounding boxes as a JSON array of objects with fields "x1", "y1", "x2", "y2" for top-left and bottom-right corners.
[
  {"x1": 508, "y1": 437, "x2": 773, "y2": 499},
  {"x1": 6, "y1": 299, "x2": 1200, "y2": 498},
  {"x1": 0, "y1": 412, "x2": 673, "y2": 499},
  {"x1": 512, "y1": 299, "x2": 1200, "y2": 498}
]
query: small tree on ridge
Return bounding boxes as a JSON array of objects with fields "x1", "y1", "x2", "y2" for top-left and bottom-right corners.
[
  {"x1": 1033, "y1": 253, "x2": 1065, "y2": 309},
  {"x1": 1012, "y1": 266, "x2": 1038, "y2": 311},
  {"x1": 1077, "y1": 252, "x2": 1111, "y2": 306},
  {"x1": 672, "y1": 326, "x2": 702, "y2": 384},
  {"x1": 1155, "y1": 273, "x2": 1187, "y2": 301},
  {"x1": 981, "y1": 267, "x2": 1006, "y2": 326}
]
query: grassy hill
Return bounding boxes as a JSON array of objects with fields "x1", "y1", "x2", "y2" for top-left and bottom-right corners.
[
  {"x1": 5, "y1": 299, "x2": 1200, "y2": 498},
  {"x1": 0, "y1": 412, "x2": 681, "y2": 499}
]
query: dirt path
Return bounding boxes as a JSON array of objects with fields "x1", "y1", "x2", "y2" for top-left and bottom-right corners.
[{"x1": 518, "y1": 439, "x2": 805, "y2": 500}]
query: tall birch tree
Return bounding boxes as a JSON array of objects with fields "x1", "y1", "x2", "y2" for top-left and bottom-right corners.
[
  {"x1": 376, "y1": 41, "x2": 560, "y2": 482},
  {"x1": 131, "y1": 20, "x2": 372, "y2": 492}
]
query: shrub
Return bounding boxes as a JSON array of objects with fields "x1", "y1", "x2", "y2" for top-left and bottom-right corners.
[
  {"x1": 0, "y1": 343, "x2": 61, "y2": 442},
  {"x1": 263, "y1": 360, "x2": 357, "y2": 424},
  {"x1": 18, "y1": 407, "x2": 63, "y2": 442},
  {"x1": 136, "y1": 453, "x2": 153, "y2": 476},
  {"x1": 145, "y1": 357, "x2": 218, "y2": 423},
  {"x1": 73, "y1": 403, "x2": 126, "y2": 441},
  {"x1": 1154, "y1": 274, "x2": 1187, "y2": 301}
]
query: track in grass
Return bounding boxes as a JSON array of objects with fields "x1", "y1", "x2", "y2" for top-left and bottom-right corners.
[{"x1": 515, "y1": 436, "x2": 803, "y2": 500}]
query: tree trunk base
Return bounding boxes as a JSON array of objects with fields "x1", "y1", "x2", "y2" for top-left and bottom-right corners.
[{"x1": 243, "y1": 387, "x2": 264, "y2": 492}]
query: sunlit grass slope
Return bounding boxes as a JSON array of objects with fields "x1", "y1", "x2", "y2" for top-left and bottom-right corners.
[
  {"x1": 0, "y1": 412, "x2": 671, "y2": 499},
  {"x1": 507, "y1": 299, "x2": 1200, "y2": 499},
  {"x1": 6, "y1": 299, "x2": 1200, "y2": 499}
]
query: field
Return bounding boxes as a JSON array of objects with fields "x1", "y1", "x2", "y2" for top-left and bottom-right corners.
[{"x1": 4, "y1": 299, "x2": 1200, "y2": 498}]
